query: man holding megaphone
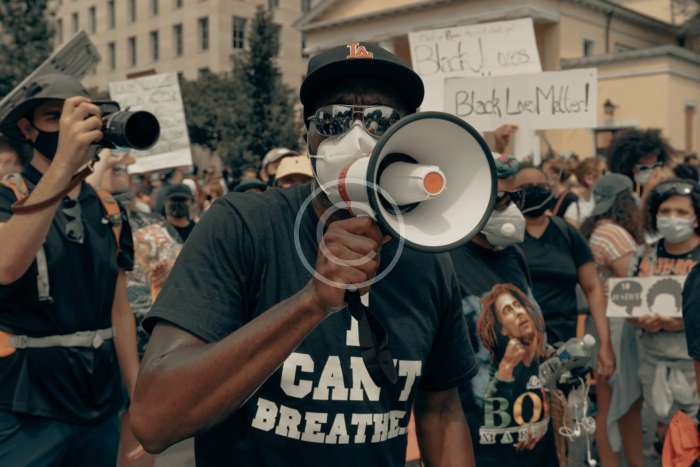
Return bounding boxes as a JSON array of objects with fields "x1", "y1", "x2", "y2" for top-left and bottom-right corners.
[{"x1": 133, "y1": 43, "x2": 489, "y2": 466}]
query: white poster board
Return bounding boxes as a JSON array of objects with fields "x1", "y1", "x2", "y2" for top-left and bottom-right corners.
[
  {"x1": 409, "y1": 18, "x2": 542, "y2": 111},
  {"x1": 109, "y1": 72, "x2": 192, "y2": 174},
  {"x1": 607, "y1": 276, "x2": 687, "y2": 318},
  {"x1": 443, "y1": 68, "x2": 598, "y2": 131}
]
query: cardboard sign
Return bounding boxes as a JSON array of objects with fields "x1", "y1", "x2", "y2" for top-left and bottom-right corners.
[
  {"x1": 443, "y1": 68, "x2": 598, "y2": 131},
  {"x1": 408, "y1": 19, "x2": 542, "y2": 111},
  {"x1": 0, "y1": 31, "x2": 100, "y2": 124},
  {"x1": 109, "y1": 72, "x2": 192, "y2": 174},
  {"x1": 607, "y1": 276, "x2": 687, "y2": 318}
]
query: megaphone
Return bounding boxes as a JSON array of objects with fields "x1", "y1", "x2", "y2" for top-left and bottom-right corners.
[{"x1": 328, "y1": 111, "x2": 497, "y2": 252}]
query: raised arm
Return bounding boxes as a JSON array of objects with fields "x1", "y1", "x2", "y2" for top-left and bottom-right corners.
[
  {"x1": 130, "y1": 216, "x2": 383, "y2": 453},
  {"x1": 0, "y1": 97, "x2": 102, "y2": 284},
  {"x1": 414, "y1": 387, "x2": 474, "y2": 467}
]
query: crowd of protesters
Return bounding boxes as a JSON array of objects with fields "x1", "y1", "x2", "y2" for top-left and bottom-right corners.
[{"x1": 0, "y1": 42, "x2": 699, "y2": 467}]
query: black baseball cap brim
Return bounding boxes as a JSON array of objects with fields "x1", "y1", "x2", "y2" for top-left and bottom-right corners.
[
  {"x1": 300, "y1": 43, "x2": 424, "y2": 120},
  {"x1": 0, "y1": 73, "x2": 89, "y2": 141}
]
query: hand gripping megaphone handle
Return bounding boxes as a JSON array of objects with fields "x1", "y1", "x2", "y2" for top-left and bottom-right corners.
[{"x1": 345, "y1": 290, "x2": 398, "y2": 386}]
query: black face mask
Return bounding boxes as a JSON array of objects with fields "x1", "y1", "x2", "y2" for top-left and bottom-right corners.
[
  {"x1": 167, "y1": 200, "x2": 190, "y2": 219},
  {"x1": 32, "y1": 129, "x2": 60, "y2": 161},
  {"x1": 515, "y1": 185, "x2": 554, "y2": 218}
]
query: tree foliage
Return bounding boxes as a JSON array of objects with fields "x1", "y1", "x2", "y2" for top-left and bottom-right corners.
[
  {"x1": 0, "y1": 0, "x2": 55, "y2": 98},
  {"x1": 182, "y1": 6, "x2": 300, "y2": 170}
]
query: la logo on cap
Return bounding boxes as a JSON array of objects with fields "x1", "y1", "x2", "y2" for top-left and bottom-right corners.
[{"x1": 346, "y1": 42, "x2": 374, "y2": 60}]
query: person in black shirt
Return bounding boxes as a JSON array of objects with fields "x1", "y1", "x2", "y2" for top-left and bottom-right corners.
[
  {"x1": 514, "y1": 167, "x2": 614, "y2": 361},
  {"x1": 163, "y1": 183, "x2": 196, "y2": 242},
  {"x1": 451, "y1": 156, "x2": 559, "y2": 466},
  {"x1": 683, "y1": 264, "x2": 700, "y2": 396},
  {"x1": 132, "y1": 43, "x2": 477, "y2": 467},
  {"x1": 0, "y1": 74, "x2": 140, "y2": 465}
]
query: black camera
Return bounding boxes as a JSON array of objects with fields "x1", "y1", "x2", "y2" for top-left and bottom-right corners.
[{"x1": 93, "y1": 101, "x2": 160, "y2": 151}]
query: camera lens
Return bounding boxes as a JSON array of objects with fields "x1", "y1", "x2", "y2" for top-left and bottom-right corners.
[{"x1": 102, "y1": 111, "x2": 160, "y2": 150}]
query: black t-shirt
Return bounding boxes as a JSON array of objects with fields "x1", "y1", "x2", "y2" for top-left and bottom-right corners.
[
  {"x1": 683, "y1": 262, "x2": 700, "y2": 361},
  {"x1": 0, "y1": 164, "x2": 134, "y2": 424},
  {"x1": 144, "y1": 183, "x2": 476, "y2": 467},
  {"x1": 522, "y1": 218, "x2": 593, "y2": 344},
  {"x1": 555, "y1": 191, "x2": 578, "y2": 218},
  {"x1": 172, "y1": 220, "x2": 195, "y2": 242},
  {"x1": 449, "y1": 242, "x2": 556, "y2": 467}
]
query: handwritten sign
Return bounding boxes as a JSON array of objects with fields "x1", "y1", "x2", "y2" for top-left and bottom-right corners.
[
  {"x1": 443, "y1": 68, "x2": 597, "y2": 131},
  {"x1": 409, "y1": 19, "x2": 542, "y2": 111},
  {"x1": 607, "y1": 276, "x2": 687, "y2": 318},
  {"x1": 109, "y1": 72, "x2": 192, "y2": 173}
]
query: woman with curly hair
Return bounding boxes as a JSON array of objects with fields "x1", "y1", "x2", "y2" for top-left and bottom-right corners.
[
  {"x1": 606, "y1": 128, "x2": 670, "y2": 195},
  {"x1": 632, "y1": 178, "x2": 700, "y2": 452},
  {"x1": 580, "y1": 173, "x2": 645, "y2": 467}
]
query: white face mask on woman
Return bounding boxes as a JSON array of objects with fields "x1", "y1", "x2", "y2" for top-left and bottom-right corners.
[{"x1": 657, "y1": 216, "x2": 697, "y2": 243}]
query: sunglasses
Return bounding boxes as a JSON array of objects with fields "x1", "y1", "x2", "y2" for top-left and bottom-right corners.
[
  {"x1": 635, "y1": 161, "x2": 662, "y2": 172},
  {"x1": 653, "y1": 180, "x2": 697, "y2": 197},
  {"x1": 308, "y1": 104, "x2": 402, "y2": 138},
  {"x1": 61, "y1": 198, "x2": 84, "y2": 244}
]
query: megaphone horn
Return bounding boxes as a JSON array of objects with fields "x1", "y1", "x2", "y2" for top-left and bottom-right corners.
[{"x1": 337, "y1": 111, "x2": 497, "y2": 253}]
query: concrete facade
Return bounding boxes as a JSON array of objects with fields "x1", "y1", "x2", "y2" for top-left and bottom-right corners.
[
  {"x1": 54, "y1": 0, "x2": 314, "y2": 91},
  {"x1": 296, "y1": 0, "x2": 699, "y2": 157}
]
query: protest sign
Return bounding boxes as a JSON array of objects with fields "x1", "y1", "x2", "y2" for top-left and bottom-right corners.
[
  {"x1": 0, "y1": 31, "x2": 100, "y2": 125},
  {"x1": 443, "y1": 68, "x2": 598, "y2": 131},
  {"x1": 409, "y1": 18, "x2": 542, "y2": 111},
  {"x1": 109, "y1": 72, "x2": 192, "y2": 173},
  {"x1": 607, "y1": 276, "x2": 687, "y2": 318}
]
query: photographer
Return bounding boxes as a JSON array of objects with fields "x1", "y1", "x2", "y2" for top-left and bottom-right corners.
[
  {"x1": 0, "y1": 73, "x2": 139, "y2": 465},
  {"x1": 132, "y1": 43, "x2": 477, "y2": 467}
]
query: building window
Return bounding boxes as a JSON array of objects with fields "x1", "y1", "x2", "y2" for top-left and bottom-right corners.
[
  {"x1": 175, "y1": 0, "x2": 183, "y2": 7},
  {"x1": 128, "y1": 0, "x2": 136, "y2": 23},
  {"x1": 268, "y1": 0, "x2": 279, "y2": 8},
  {"x1": 108, "y1": 0, "x2": 115, "y2": 29},
  {"x1": 173, "y1": 23, "x2": 183, "y2": 56},
  {"x1": 150, "y1": 30, "x2": 159, "y2": 62},
  {"x1": 582, "y1": 38, "x2": 594, "y2": 57},
  {"x1": 108, "y1": 42, "x2": 116, "y2": 70},
  {"x1": 273, "y1": 23, "x2": 281, "y2": 56},
  {"x1": 232, "y1": 16, "x2": 246, "y2": 49},
  {"x1": 151, "y1": 0, "x2": 159, "y2": 16},
  {"x1": 57, "y1": 18, "x2": 63, "y2": 43},
  {"x1": 301, "y1": 35, "x2": 308, "y2": 58},
  {"x1": 301, "y1": 0, "x2": 311, "y2": 12},
  {"x1": 198, "y1": 67, "x2": 211, "y2": 77},
  {"x1": 128, "y1": 36, "x2": 137, "y2": 66},
  {"x1": 71, "y1": 12, "x2": 79, "y2": 33},
  {"x1": 89, "y1": 6, "x2": 96, "y2": 34},
  {"x1": 198, "y1": 17, "x2": 209, "y2": 51}
]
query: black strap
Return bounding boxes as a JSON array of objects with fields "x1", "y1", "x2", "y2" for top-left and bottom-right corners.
[{"x1": 346, "y1": 290, "x2": 398, "y2": 386}]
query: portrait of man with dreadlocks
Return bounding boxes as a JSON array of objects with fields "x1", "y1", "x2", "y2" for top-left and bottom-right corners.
[{"x1": 472, "y1": 283, "x2": 554, "y2": 458}]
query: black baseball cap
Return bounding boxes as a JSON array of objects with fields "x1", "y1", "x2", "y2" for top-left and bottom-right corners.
[
  {"x1": 0, "y1": 73, "x2": 89, "y2": 141},
  {"x1": 234, "y1": 179, "x2": 267, "y2": 193},
  {"x1": 300, "y1": 42, "x2": 424, "y2": 120},
  {"x1": 164, "y1": 183, "x2": 195, "y2": 200}
]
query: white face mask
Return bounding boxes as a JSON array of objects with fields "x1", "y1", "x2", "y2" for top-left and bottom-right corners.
[
  {"x1": 635, "y1": 168, "x2": 653, "y2": 187},
  {"x1": 308, "y1": 121, "x2": 377, "y2": 204},
  {"x1": 657, "y1": 216, "x2": 697, "y2": 244},
  {"x1": 481, "y1": 202, "x2": 526, "y2": 249}
]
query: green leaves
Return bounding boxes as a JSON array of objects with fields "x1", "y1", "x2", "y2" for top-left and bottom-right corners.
[
  {"x1": 0, "y1": 0, "x2": 55, "y2": 98},
  {"x1": 181, "y1": 5, "x2": 300, "y2": 170}
]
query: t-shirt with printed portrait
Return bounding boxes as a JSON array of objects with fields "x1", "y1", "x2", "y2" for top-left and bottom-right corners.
[{"x1": 144, "y1": 183, "x2": 476, "y2": 467}]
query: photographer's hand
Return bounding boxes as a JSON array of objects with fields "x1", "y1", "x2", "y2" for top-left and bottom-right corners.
[{"x1": 52, "y1": 96, "x2": 103, "y2": 174}]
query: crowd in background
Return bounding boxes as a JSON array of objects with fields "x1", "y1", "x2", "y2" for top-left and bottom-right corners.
[{"x1": 2, "y1": 121, "x2": 700, "y2": 466}]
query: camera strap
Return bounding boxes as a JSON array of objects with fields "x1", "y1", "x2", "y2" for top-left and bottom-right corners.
[{"x1": 11, "y1": 163, "x2": 94, "y2": 214}]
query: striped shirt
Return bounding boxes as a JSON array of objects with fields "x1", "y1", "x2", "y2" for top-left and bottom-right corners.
[{"x1": 589, "y1": 222, "x2": 637, "y2": 280}]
